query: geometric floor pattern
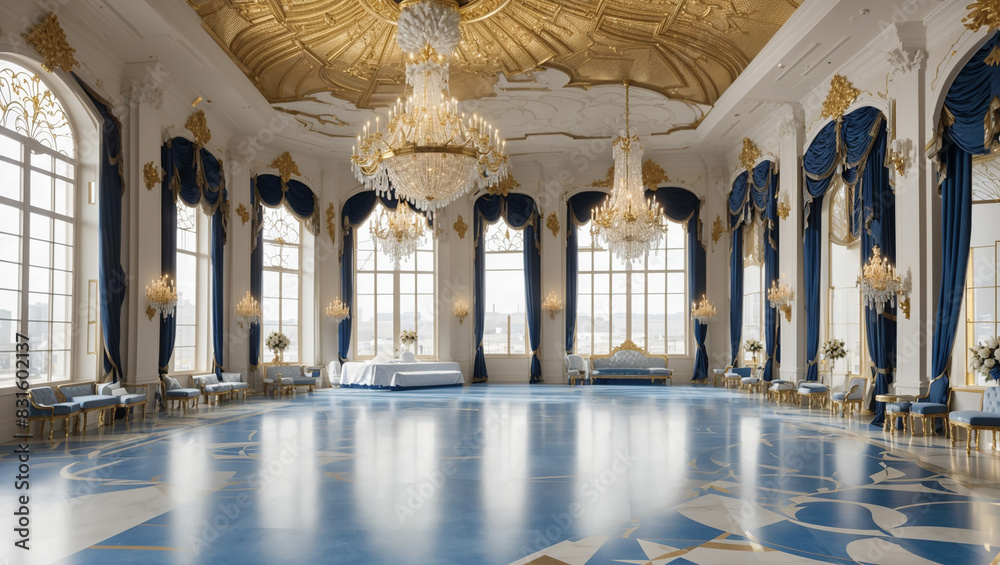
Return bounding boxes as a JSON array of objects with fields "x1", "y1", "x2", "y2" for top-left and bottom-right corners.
[{"x1": 3, "y1": 384, "x2": 1000, "y2": 564}]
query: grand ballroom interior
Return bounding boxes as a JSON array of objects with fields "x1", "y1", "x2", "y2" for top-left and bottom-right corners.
[{"x1": 5, "y1": 0, "x2": 1000, "y2": 563}]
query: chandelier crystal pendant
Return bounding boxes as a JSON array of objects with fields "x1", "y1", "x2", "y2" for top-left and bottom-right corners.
[
  {"x1": 857, "y1": 245, "x2": 903, "y2": 315},
  {"x1": 146, "y1": 275, "x2": 178, "y2": 318},
  {"x1": 370, "y1": 202, "x2": 427, "y2": 269},
  {"x1": 234, "y1": 290, "x2": 262, "y2": 328},
  {"x1": 590, "y1": 82, "x2": 666, "y2": 265},
  {"x1": 351, "y1": 0, "x2": 510, "y2": 215}
]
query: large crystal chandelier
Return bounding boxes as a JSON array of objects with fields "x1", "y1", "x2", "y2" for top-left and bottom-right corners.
[
  {"x1": 591, "y1": 82, "x2": 665, "y2": 265},
  {"x1": 371, "y1": 202, "x2": 427, "y2": 268},
  {"x1": 351, "y1": 0, "x2": 510, "y2": 214},
  {"x1": 857, "y1": 245, "x2": 903, "y2": 315}
]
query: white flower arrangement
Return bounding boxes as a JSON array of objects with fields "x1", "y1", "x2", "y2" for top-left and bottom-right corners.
[
  {"x1": 400, "y1": 330, "x2": 418, "y2": 345},
  {"x1": 969, "y1": 337, "x2": 1000, "y2": 379},
  {"x1": 265, "y1": 331, "x2": 290, "y2": 352},
  {"x1": 745, "y1": 339, "x2": 763, "y2": 354},
  {"x1": 822, "y1": 338, "x2": 847, "y2": 360}
]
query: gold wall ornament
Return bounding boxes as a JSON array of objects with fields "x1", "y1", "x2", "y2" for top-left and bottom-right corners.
[
  {"x1": 488, "y1": 176, "x2": 520, "y2": 197},
  {"x1": 22, "y1": 13, "x2": 77, "y2": 73},
  {"x1": 453, "y1": 214, "x2": 468, "y2": 239},
  {"x1": 546, "y1": 212, "x2": 560, "y2": 238},
  {"x1": 711, "y1": 216, "x2": 725, "y2": 244},
  {"x1": 143, "y1": 161, "x2": 162, "y2": 191},
  {"x1": 964, "y1": 0, "x2": 1000, "y2": 32},
  {"x1": 821, "y1": 74, "x2": 860, "y2": 121},
  {"x1": 591, "y1": 166, "x2": 615, "y2": 188},
  {"x1": 740, "y1": 138, "x2": 761, "y2": 171},
  {"x1": 145, "y1": 305, "x2": 157, "y2": 321},
  {"x1": 270, "y1": 151, "x2": 300, "y2": 184},
  {"x1": 986, "y1": 45, "x2": 1000, "y2": 67},
  {"x1": 191, "y1": 0, "x2": 802, "y2": 109},
  {"x1": 326, "y1": 203, "x2": 336, "y2": 246},
  {"x1": 236, "y1": 203, "x2": 250, "y2": 225},
  {"x1": 185, "y1": 110, "x2": 211, "y2": 146},
  {"x1": 776, "y1": 200, "x2": 791, "y2": 220},
  {"x1": 641, "y1": 159, "x2": 670, "y2": 188}
]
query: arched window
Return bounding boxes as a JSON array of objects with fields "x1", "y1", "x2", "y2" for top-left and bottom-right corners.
[
  {"x1": 743, "y1": 219, "x2": 765, "y2": 363},
  {"x1": 171, "y1": 204, "x2": 211, "y2": 372},
  {"x1": 354, "y1": 202, "x2": 435, "y2": 358},
  {"x1": 827, "y1": 181, "x2": 863, "y2": 378},
  {"x1": 966, "y1": 153, "x2": 1000, "y2": 384},
  {"x1": 484, "y1": 218, "x2": 527, "y2": 355},
  {"x1": 0, "y1": 61, "x2": 78, "y2": 384},
  {"x1": 575, "y1": 217, "x2": 687, "y2": 355},
  {"x1": 262, "y1": 206, "x2": 302, "y2": 363}
]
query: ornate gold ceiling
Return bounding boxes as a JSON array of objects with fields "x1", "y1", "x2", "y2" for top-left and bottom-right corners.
[{"x1": 191, "y1": 0, "x2": 802, "y2": 109}]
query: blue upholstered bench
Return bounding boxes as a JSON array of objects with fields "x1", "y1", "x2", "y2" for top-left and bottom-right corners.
[
  {"x1": 161, "y1": 376, "x2": 201, "y2": 412},
  {"x1": 27, "y1": 386, "x2": 81, "y2": 439},
  {"x1": 590, "y1": 341, "x2": 671, "y2": 385},
  {"x1": 220, "y1": 372, "x2": 249, "y2": 399},
  {"x1": 192, "y1": 373, "x2": 235, "y2": 405},
  {"x1": 797, "y1": 382, "x2": 831, "y2": 409},
  {"x1": 57, "y1": 382, "x2": 120, "y2": 430},
  {"x1": 96, "y1": 381, "x2": 148, "y2": 422},
  {"x1": 265, "y1": 364, "x2": 321, "y2": 396},
  {"x1": 950, "y1": 386, "x2": 1000, "y2": 454}
]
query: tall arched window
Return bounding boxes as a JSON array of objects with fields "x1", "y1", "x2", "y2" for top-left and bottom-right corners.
[
  {"x1": 742, "y1": 219, "x2": 765, "y2": 363},
  {"x1": 262, "y1": 206, "x2": 302, "y2": 363},
  {"x1": 575, "y1": 217, "x2": 687, "y2": 355},
  {"x1": 172, "y1": 204, "x2": 211, "y2": 372},
  {"x1": 0, "y1": 61, "x2": 77, "y2": 384},
  {"x1": 484, "y1": 218, "x2": 527, "y2": 356},
  {"x1": 966, "y1": 154, "x2": 1000, "y2": 384},
  {"x1": 827, "y1": 181, "x2": 862, "y2": 378},
  {"x1": 354, "y1": 202, "x2": 435, "y2": 358}
]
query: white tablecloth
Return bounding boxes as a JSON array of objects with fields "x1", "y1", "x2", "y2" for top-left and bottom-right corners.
[{"x1": 340, "y1": 361, "x2": 463, "y2": 389}]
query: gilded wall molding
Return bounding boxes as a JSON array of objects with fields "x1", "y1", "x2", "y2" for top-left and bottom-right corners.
[
  {"x1": 270, "y1": 151, "x2": 301, "y2": 184},
  {"x1": 143, "y1": 161, "x2": 162, "y2": 191},
  {"x1": 964, "y1": 1, "x2": 1000, "y2": 32},
  {"x1": 711, "y1": 216, "x2": 725, "y2": 246},
  {"x1": 22, "y1": 13, "x2": 77, "y2": 73},
  {"x1": 546, "y1": 212, "x2": 559, "y2": 238},
  {"x1": 592, "y1": 159, "x2": 670, "y2": 189},
  {"x1": 236, "y1": 203, "x2": 250, "y2": 225},
  {"x1": 185, "y1": 110, "x2": 211, "y2": 146},
  {"x1": 739, "y1": 138, "x2": 761, "y2": 172},
  {"x1": 326, "y1": 203, "x2": 336, "y2": 246},
  {"x1": 820, "y1": 75, "x2": 860, "y2": 121},
  {"x1": 453, "y1": 215, "x2": 468, "y2": 239},
  {"x1": 488, "y1": 176, "x2": 519, "y2": 197}
]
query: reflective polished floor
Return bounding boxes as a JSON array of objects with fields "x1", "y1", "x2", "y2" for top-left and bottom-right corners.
[{"x1": 3, "y1": 384, "x2": 1000, "y2": 564}]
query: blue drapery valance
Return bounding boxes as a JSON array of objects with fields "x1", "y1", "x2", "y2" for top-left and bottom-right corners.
[
  {"x1": 337, "y1": 191, "x2": 432, "y2": 363},
  {"x1": 473, "y1": 193, "x2": 541, "y2": 383},
  {"x1": 74, "y1": 76, "x2": 126, "y2": 383},
  {"x1": 160, "y1": 137, "x2": 228, "y2": 375},
  {"x1": 925, "y1": 33, "x2": 1000, "y2": 404}
]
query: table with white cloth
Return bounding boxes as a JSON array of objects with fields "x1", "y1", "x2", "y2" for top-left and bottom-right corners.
[{"x1": 340, "y1": 361, "x2": 464, "y2": 389}]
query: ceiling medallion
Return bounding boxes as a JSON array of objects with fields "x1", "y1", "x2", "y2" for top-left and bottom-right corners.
[
  {"x1": 185, "y1": 110, "x2": 211, "y2": 146},
  {"x1": 821, "y1": 74, "x2": 860, "y2": 121},
  {"x1": 236, "y1": 203, "x2": 250, "y2": 225},
  {"x1": 488, "y1": 176, "x2": 520, "y2": 197},
  {"x1": 191, "y1": 0, "x2": 802, "y2": 109},
  {"x1": 326, "y1": 203, "x2": 336, "y2": 245},
  {"x1": 22, "y1": 12, "x2": 77, "y2": 73},
  {"x1": 270, "y1": 151, "x2": 300, "y2": 183},
  {"x1": 590, "y1": 82, "x2": 666, "y2": 265},
  {"x1": 351, "y1": 0, "x2": 510, "y2": 215},
  {"x1": 546, "y1": 212, "x2": 560, "y2": 238},
  {"x1": 143, "y1": 161, "x2": 162, "y2": 191},
  {"x1": 453, "y1": 214, "x2": 468, "y2": 239},
  {"x1": 964, "y1": 1, "x2": 1000, "y2": 31},
  {"x1": 740, "y1": 138, "x2": 761, "y2": 172}
]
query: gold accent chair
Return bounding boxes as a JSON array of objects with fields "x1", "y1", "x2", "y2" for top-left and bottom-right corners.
[
  {"x1": 27, "y1": 386, "x2": 81, "y2": 440},
  {"x1": 830, "y1": 377, "x2": 867, "y2": 418},
  {"x1": 906, "y1": 375, "x2": 950, "y2": 437},
  {"x1": 949, "y1": 386, "x2": 1000, "y2": 454}
]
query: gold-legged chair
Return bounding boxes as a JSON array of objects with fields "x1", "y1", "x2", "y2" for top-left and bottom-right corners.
[{"x1": 830, "y1": 377, "x2": 867, "y2": 418}]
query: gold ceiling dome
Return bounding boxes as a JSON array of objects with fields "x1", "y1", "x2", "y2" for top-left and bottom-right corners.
[{"x1": 191, "y1": 0, "x2": 802, "y2": 109}]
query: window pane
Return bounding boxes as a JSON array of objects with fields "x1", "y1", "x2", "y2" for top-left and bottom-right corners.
[{"x1": 0, "y1": 159, "x2": 21, "y2": 200}]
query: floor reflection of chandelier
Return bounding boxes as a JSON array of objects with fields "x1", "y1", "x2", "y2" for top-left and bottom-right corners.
[
  {"x1": 857, "y1": 245, "x2": 902, "y2": 314},
  {"x1": 591, "y1": 82, "x2": 665, "y2": 265},
  {"x1": 371, "y1": 202, "x2": 427, "y2": 268},
  {"x1": 351, "y1": 0, "x2": 509, "y2": 214}
]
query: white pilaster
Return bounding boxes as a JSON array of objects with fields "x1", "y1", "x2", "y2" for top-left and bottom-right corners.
[{"x1": 777, "y1": 110, "x2": 807, "y2": 381}]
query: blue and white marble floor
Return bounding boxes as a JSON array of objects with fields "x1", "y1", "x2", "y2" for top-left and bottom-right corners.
[{"x1": 2, "y1": 385, "x2": 1000, "y2": 564}]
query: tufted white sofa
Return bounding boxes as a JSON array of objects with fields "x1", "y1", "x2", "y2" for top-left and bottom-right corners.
[{"x1": 589, "y1": 340, "x2": 672, "y2": 385}]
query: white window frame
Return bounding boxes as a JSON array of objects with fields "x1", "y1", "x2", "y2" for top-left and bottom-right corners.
[
  {"x1": 261, "y1": 205, "x2": 303, "y2": 363},
  {"x1": 170, "y1": 203, "x2": 210, "y2": 374},
  {"x1": 483, "y1": 218, "x2": 528, "y2": 357}
]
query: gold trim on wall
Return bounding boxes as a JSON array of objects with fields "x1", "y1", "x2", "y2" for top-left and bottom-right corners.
[
  {"x1": 711, "y1": 215, "x2": 725, "y2": 245},
  {"x1": 185, "y1": 110, "x2": 211, "y2": 146},
  {"x1": 454, "y1": 215, "x2": 468, "y2": 239},
  {"x1": 22, "y1": 13, "x2": 77, "y2": 73},
  {"x1": 546, "y1": 212, "x2": 559, "y2": 238},
  {"x1": 143, "y1": 161, "x2": 162, "y2": 191},
  {"x1": 964, "y1": 1, "x2": 1000, "y2": 32},
  {"x1": 326, "y1": 203, "x2": 336, "y2": 246},
  {"x1": 271, "y1": 151, "x2": 300, "y2": 184},
  {"x1": 87, "y1": 280, "x2": 98, "y2": 355},
  {"x1": 821, "y1": 74, "x2": 860, "y2": 121},
  {"x1": 488, "y1": 176, "x2": 520, "y2": 197},
  {"x1": 740, "y1": 138, "x2": 761, "y2": 172},
  {"x1": 236, "y1": 203, "x2": 250, "y2": 225}
]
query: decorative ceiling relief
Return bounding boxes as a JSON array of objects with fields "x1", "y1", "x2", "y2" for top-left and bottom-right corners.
[{"x1": 191, "y1": 0, "x2": 802, "y2": 109}]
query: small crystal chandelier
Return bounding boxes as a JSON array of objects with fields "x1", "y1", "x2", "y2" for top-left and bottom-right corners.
[
  {"x1": 326, "y1": 297, "x2": 350, "y2": 321},
  {"x1": 146, "y1": 275, "x2": 178, "y2": 318},
  {"x1": 691, "y1": 295, "x2": 717, "y2": 325},
  {"x1": 857, "y1": 245, "x2": 903, "y2": 315},
  {"x1": 234, "y1": 290, "x2": 261, "y2": 329},
  {"x1": 351, "y1": 0, "x2": 510, "y2": 215},
  {"x1": 541, "y1": 291, "x2": 563, "y2": 320},
  {"x1": 767, "y1": 279, "x2": 794, "y2": 322},
  {"x1": 370, "y1": 202, "x2": 427, "y2": 268},
  {"x1": 591, "y1": 82, "x2": 665, "y2": 265}
]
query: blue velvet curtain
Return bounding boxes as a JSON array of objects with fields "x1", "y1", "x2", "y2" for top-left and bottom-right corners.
[
  {"x1": 647, "y1": 187, "x2": 708, "y2": 381},
  {"x1": 160, "y1": 137, "x2": 228, "y2": 374},
  {"x1": 926, "y1": 34, "x2": 1000, "y2": 404},
  {"x1": 74, "y1": 77, "x2": 126, "y2": 383},
  {"x1": 250, "y1": 174, "x2": 320, "y2": 367},
  {"x1": 338, "y1": 191, "x2": 431, "y2": 362},
  {"x1": 729, "y1": 214, "x2": 744, "y2": 366},
  {"x1": 473, "y1": 194, "x2": 541, "y2": 383},
  {"x1": 565, "y1": 192, "x2": 609, "y2": 353}
]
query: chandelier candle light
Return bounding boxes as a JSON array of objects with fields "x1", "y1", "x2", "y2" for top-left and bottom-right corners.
[
  {"x1": 542, "y1": 291, "x2": 563, "y2": 320},
  {"x1": 767, "y1": 278, "x2": 794, "y2": 322},
  {"x1": 691, "y1": 295, "x2": 717, "y2": 325},
  {"x1": 351, "y1": 0, "x2": 510, "y2": 215},
  {"x1": 146, "y1": 275, "x2": 178, "y2": 319},
  {"x1": 234, "y1": 290, "x2": 261, "y2": 328},
  {"x1": 326, "y1": 297, "x2": 350, "y2": 321},
  {"x1": 857, "y1": 245, "x2": 904, "y2": 315},
  {"x1": 370, "y1": 201, "x2": 427, "y2": 268},
  {"x1": 453, "y1": 301, "x2": 469, "y2": 325},
  {"x1": 591, "y1": 82, "x2": 665, "y2": 265}
]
